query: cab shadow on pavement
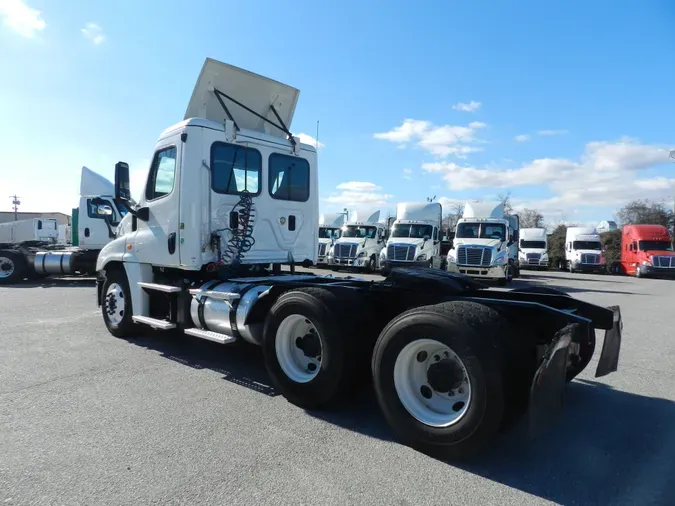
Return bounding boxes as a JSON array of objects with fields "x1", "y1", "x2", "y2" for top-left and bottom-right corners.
[{"x1": 10, "y1": 277, "x2": 97, "y2": 289}]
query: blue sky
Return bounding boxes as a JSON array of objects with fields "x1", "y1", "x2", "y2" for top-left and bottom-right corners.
[{"x1": 1, "y1": 0, "x2": 674, "y2": 228}]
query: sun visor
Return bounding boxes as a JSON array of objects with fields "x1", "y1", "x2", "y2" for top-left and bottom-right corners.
[{"x1": 184, "y1": 58, "x2": 300, "y2": 138}]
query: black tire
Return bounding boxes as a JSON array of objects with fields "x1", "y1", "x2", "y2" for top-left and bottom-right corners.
[
  {"x1": 372, "y1": 300, "x2": 522, "y2": 460},
  {"x1": 262, "y1": 287, "x2": 370, "y2": 411},
  {"x1": 0, "y1": 250, "x2": 27, "y2": 285},
  {"x1": 101, "y1": 267, "x2": 137, "y2": 338},
  {"x1": 636, "y1": 266, "x2": 643, "y2": 278},
  {"x1": 366, "y1": 255, "x2": 376, "y2": 274}
]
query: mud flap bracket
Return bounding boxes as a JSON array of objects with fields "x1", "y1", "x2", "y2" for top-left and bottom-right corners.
[{"x1": 595, "y1": 305, "x2": 622, "y2": 378}]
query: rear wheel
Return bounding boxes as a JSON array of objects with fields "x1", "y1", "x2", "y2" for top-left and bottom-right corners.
[
  {"x1": 262, "y1": 287, "x2": 369, "y2": 410},
  {"x1": 101, "y1": 268, "x2": 137, "y2": 338},
  {"x1": 0, "y1": 250, "x2": 27, "y2": 285},
  {"x1": 372, "y1": 301, "x2": 520, "y2": 460}
]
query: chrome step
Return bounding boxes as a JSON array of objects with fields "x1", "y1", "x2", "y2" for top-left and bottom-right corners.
[
  {"x1": 132, "y1": 315, "x2": 176, "y2": 329},
  {"x1": 184, "y1": 328, "x2": 237, "y2": 345},
  {"x1": 138, "y1": 282, "x2": 182, "y2": 293}
]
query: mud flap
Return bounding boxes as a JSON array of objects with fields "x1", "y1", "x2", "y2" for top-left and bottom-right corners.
[
  {"x1": 595, "y1": 305, "x2": 622, "y2": 378},
  {"x1": 528, "y1": 323, "x2": 575, "y2": 436}
]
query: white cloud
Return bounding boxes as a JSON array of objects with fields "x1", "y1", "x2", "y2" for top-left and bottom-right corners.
[
  {"x1": 296, "y1": 133, "x2": 324, "y2": 149},
  {"x1": 374, "y1": 119, "x2": 487, "y2": 158},
  {"x1": 452, "y1": 101, "x2": 482, "y2": 113},
  {"x1": 423, "y1": 138, "x2": 674, "y2": 221},
  {"x1": 403, "y1": 168, "x2": 413, "y2": 180},
  {"x1": 0, "y1": 0, "x2": 45, "y2": 38},
  {"x1": 81, "y1": 22, "x2": 105, "y2": 45},
  {"x1": 325, "y1": 181, "x2": 393, "y2": 209},
  {"x1": 514, "y1": 134, "x2": 530, "y2": 142},
  {"x1": 538, "y1": 129, "x2": 568, "y2": 136}
]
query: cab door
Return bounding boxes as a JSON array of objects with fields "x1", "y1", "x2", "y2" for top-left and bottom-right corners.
[{"x1": 132, "y1": 137, "x2": 182, "y2": 267}]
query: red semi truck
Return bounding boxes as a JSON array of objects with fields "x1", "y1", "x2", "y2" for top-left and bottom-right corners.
[{"x1": 620, "y1": 224, "x2": 675, "y2": 278}]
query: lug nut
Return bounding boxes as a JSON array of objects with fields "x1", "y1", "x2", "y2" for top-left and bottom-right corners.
[
  {"x1": 308, "y1": 363, "x2": 317, "y2": 372},
  {"x1": 420, "y1": 385, "x2": 432, "y2": 399},
  {"x1": 416, "y1": 351, "x2": 428, "y2": 362}
]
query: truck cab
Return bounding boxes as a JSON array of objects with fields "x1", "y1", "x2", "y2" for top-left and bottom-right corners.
[
  {"x1": 328, "y1": 211, "x2": 386, "y2": 272},
  {"x1": 446, "y1": 201, "x2": 520, "y2": 285},
  {"x1": 564, "y1": 227, "x2": 605, "y2": 273},
  {"x1": 316, "y1": 213, "x2": 345, "y2": 266},
  {"x1": 621, "y1": 224, "x2": 675, "y2": 278},
  {"x1": 379, "y1": 202, "x2": 442, "y2": 274},
  {"x1": 518, "y1": 227, "x2": 549, "y2": 270}
]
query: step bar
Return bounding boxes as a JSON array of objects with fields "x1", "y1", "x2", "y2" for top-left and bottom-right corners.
[
  {"x1": 184, "y1": 328, "x2": 237, "y2": 345},
  {"x1": 138, "y1": 282, "x2": 182, "y2": 293},
  {"x1": 132, "y1": 315, "x2": 176, "y2": 330}
]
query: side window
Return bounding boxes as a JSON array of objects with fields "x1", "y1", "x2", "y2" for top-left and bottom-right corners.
[
  {"x1": 211, "y1": 142, "x2": 261, "y2": 195},
  {"x1": 633, "y1": 241, "x2": 638, "y2": 251},
  {"x1": 269, "y1": 153, "x2": 310, "y2": 202},
  {"x1": 86, "y1": 199, "x2": 111, "y2": 219},
  {"x1": 145, "y1": 146, "x2": 177, "y2": 200},
  {"x1": 433, "y1": 227, "x2": 439, "y2": 241}
]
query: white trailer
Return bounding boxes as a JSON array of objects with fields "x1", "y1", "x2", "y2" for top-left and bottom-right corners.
[
  {"x1": 0, "y1": 167, "x2": 128, "y2": 285},
  {"x1": 379, "y1": 202, "x2": 442, "y2": 275},
  {"x1": 328, "y1": 210, "x2": 387, "y2": 272},
  {"x1": 446, "y1": 201, "x2": 520, "y2": 285},
  {"x1": 316, "y1": 213, "x2": 345, "y2": 266},
  {"x1": 518, "y1": 228, "x2": 549, "y2": 270},
  {"x1": 94, "y1": 57, "x2": 623, "y2": 460},
  {"x1": 564, "y1": 226, "x2": 606, "y2": 273}
]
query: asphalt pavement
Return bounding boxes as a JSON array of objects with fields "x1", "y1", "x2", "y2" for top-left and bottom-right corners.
[{"x1": 1, "y1": 268, "x2": 674, "y2": 506}]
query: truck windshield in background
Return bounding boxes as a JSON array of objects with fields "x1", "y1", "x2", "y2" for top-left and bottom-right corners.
[
  {"x1": 573, "y1": 241, "x2": 601, "y2": 250},
  {"x1": 520, "y1": 240, "x2": 546, "y2": 249},
  {"x1": 456, "y1": 222, "x2": 506, "y2": 240},
  {"x1": 118, "y1": 201, "x2": 130, "y2": 217},
  {"x1": 319, "y1": 227, "x2": 342, "y2": 240},
  {"x1": 639, "y1": 240, "x2": 673, "y2": 252},
  {"x1": 391, "y1": 224, "x2": 433, "y2": 239},
  {"x1": 342, "y1": 226, "x2": 377, "y2": 239}
]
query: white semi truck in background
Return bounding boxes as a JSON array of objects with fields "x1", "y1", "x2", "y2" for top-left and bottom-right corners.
[
  {"x1": 0, "y1": 167, "x2": 128, "y2": 285},
  {"x1": 379, "y1": 202, "x2": 442, "y2": 275},
  {"x1": 564, "y1": 226, "x2": 606, "y2": 273},
  {"x1": 446, "y1": 201, "x2": 520, "y2": 285},
  {"x1": 518, "y1": 228, "x2": 549, "y2": 270},
  {"x1": 93, "y1": 57, "x2": 623, "y2": 461},
  {"x1": 316, "y1": 212, "x2": 346, "y2": 266},
  {"x1": 329, "y1": 210, "x2": 387, "y2": 272}
]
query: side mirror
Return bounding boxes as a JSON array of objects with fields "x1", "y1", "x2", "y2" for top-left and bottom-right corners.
[
  {"x1": 423, "y1": 235, "x2": 431, "y2": 241},
  {"x1": 115, "y1": 161, "x2": 131, "y2": 202},
  {"x1": 96, "y1": 204, "x2": 113, "y2": 216}
]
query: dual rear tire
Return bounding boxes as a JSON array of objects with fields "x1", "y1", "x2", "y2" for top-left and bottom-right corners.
[{"x1": 263, "y1": 290, "x2": 522, "y2": 460}]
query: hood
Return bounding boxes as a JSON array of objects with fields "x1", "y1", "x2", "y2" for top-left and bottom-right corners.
[
  {"x1": 453, "y1": 238, "x2": 503, "y2": 249},
  {"x1": 519, "y1": 247, "x2": 547, "y2": 255},
  {"x1": 646, "y1": 250, "x2": 675, "y2": 257},
  {"x1": 318, "y1": 237, "x2": 333, "y2": 245},
  {"x1": 573, "y1": 249, "x2": 603, "y2": 256},
  {"x1": 387, "y1": 237, "x2": 428, "y2": 247}
]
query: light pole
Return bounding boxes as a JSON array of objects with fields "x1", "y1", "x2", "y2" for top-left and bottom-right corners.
[{"x1": 9, "y1": 195, "x2": 21, "y2": 221}]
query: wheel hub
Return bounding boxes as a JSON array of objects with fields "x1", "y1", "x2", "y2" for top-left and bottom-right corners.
[
  {"x1": 427, "y1": 358, "x2": 464, "y2": 393},
  {"x1": 0, "y1": 257, "x2": 15, "y2": 279},
  {"x1": 295, "y1": 329, "x2": 321, "y2": 358}
]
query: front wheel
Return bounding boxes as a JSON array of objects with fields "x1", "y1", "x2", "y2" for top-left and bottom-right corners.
[
  {"x1": 101, "y1": 268, "x2": 137, "y2": 338},
  {"x1": 0, "y1": 250, "x2": 27, "y2": 285}
]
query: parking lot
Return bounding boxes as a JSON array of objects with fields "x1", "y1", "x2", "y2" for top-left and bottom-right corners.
[{"x1": 1, "y1": 268, "x2": 674, "y2": 506}]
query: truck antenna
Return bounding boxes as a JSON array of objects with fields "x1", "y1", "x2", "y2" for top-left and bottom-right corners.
[
  {"x1": 9, "y1": 194, "x2": 21, "y2": 221},
  {"x1": 316, "y1": 120, "x2": 320, "y2": 150}
]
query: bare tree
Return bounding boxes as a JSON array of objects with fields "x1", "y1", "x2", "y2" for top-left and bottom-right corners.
[
  {"x1": 497, "y1": 191, "x2": 513, "y2": 214},
  {"x1": 519, "y1": 208, "x2": 545, "y2": 228},
  {"x1": 442, "y1": 201, "x2": 464, "y2": 238}
]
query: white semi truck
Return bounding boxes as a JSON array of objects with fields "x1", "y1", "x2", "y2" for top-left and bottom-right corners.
[
  {"x1": 564, "y1": 226, "x2": 606, "y2": 273},
  {"x1": 328, "y1": 210, "x2": 387, "y2": 273},
  {"x1": 94, "y1": 57, "x2": 623, "y2": 460},
  {"x1": 518, "y1": 228, "x2": 549, "y2": 270},
  {"x1": 0, "y1": 167, "x2": 128, "y2": 285},
  {"x1": 379, "y1": 202, "x2": 442, "y2": 275},
  {"x1": 316, "y1": 212, "x2": 345, "y2": 266},
  {"x1": 446, "y1": 201, "x2": 520, "y2": 285}
]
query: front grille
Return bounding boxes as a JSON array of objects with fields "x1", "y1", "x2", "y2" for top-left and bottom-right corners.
[
  {"x1": 457, "y1": 246, "x2": 492, "y2": 266},
  {"x1": 526, "y1": 253, "x2": 542, "y2": 264},
  {"x1": 581, "y1": 254, "x2": 600, "y2": 265},
  {"x1": 318, "y1": 243, "x2": 327, "y2": 256},
  {"x1": 387, "y1": 243, "x2": 416, "y2": 261},
  {"x1": 654, "y1": 256, "x2": 675, "y2": 268},
  {"x1": 334, "y1": 243, "x2": 357, "y2": 259}
]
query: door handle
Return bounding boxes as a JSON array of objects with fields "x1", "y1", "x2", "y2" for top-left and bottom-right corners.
[
  {"x1": 84, "y1": 227, "x2": 90, "y2": 237},
  {"x1": 288, "y1": 215, "x2": 296, "y2": 231},
  {"x1": 168, "y1": 232, "x2": 176, "y2": 254}
]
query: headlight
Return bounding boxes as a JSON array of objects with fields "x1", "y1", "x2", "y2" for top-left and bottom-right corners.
[
  {"x1": 416, "y1": 254, "x2": 427, "y2": 261},
  {"x1": 541, "y1": 253, "x2": 549, "y2": 260},
  {"x1": 492, "y1": 255, "x2": 506, "y2": 266},
  {"x1": 447, "y1": 255, "x2": 456, "y2": 263},
  {"x1": 357, "y1": 251, "x2": 366, "y2": 258},
  {"x1": 641, "y1": 260, "x2": 651, "y2": 266},
  {"x1": 380, "y1": 250, "x2": 386, "y2": 259}
]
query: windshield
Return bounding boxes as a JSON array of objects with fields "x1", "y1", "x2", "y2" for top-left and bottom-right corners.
[
  {"x1": 456, "y1": 222, "x2": 506, "y2": 240},
  {"x1": 573, "y1": 241, "x2": 601, "y2": 250},
  {"x1": 639, "y1": 240, "x2": 673, "y2": 252},
  {"x1": 342, "y1": 225, "x2": 377, "y2": 239},
  {"x1": 391, "y1": 224, "x2": 433, "y2": 239},
  {"x1": 520, "y1": 240, "x2": 546, "y2": 249},
  {"x1": 319, "y1": 227, "x2": 342, "y2": 240}
]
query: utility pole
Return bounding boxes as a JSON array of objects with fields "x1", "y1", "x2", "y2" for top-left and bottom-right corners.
[{"x1": 9, "y1": 195, "x2": 21, "y2": 221}]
